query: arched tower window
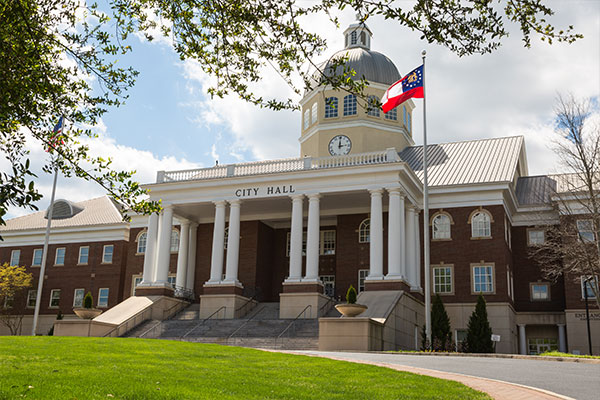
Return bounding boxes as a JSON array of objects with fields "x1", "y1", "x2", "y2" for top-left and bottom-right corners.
[
  {"x1": 385, "y1": 107, "x2": 397, "y2": 121},
  {"x1": 343, "y1": 95, "x2": 357, "y2": 116},
  {"x1": 431, "y1": 213, "x2": 452, "y2": 239},
  {"x1": 470, "y1": 210, "x2": 492, "y2": 238},
  {"x1": 170, "y1": 229, "x2": 180, "y2": 252},
  {"x1": 136, "y1": 231, "x2": 147, "y2": 254},
  {"x1": 303, "y1": 109, "x2": 310, "y2": 129},
  {"x1": 325, "y1": 97, "x2": 338, "y2": 118},
  {"x1": 311, "y1": 102, "x2": 318, "y2": 124},
  {"x1": 358, "y1": 218, "x2": 370, "y2": 243},
  {"x1": 367, "y1": 96, "x2": 380, "y2": 117}
]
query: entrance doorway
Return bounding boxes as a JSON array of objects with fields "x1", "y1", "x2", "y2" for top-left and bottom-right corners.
[
  {"x1": 320, "y1": 275, "x2": 335, "y2": 298},
  {"x1": 527, "y1": 338, "x2": 558, "y2": 355}
]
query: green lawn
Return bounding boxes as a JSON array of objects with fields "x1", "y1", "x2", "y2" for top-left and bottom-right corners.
[{"x1": 0, "y1": 337, "x2": 490, "y2": 400}]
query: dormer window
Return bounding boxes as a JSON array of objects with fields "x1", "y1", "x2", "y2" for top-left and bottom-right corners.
[{"x1": 45, "y1": 199, "x2": 83, "y2": 220}]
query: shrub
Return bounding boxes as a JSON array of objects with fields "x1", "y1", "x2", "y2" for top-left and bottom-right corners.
[
  {"x1": 431, "y1": 294, "x2": 452, "y2": 351},
  {"x1": 419, "y1": 324, "x2": 430, "y2": 351},
  {"x1": 346, "y1": 285, "x2": 357, "y2": 304},
  {"x1": 83, "y1": 292, "x2": 93, "y2": 309},
  {"x1": 465, "y1": 293, "x2": 494, "y2": 353}
]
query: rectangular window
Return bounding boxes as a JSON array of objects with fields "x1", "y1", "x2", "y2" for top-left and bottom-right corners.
[
  {"x1": 358, "y1": 269, "x2": 369, "y2": 293},
  {"x1": 343, "y1": 95, "x2": 357, "y2": 116},
  {"x1": 55, "y1": 248, "x2": 66, "y2": 265},
  {"x1": 324, "y1": 97, "x2": 338, "y2": 118},
  {"x1": 528, "y1": 229, "x2": 545, "y2": 246},
  {"x1": 320, "y1": 230, "x2": 336, "y2": 255},
  {"x1": 385, "y1": 107, "x2": 397, "y2": 121},
  {"x1": 78, "y1": 246, "x2": 89, "y2": 265},
  {"x1": 472, "y1": 265, "x2": 494, "y2": 293},
  {"x1": 530, "y1": 282, "x2": 550, "y2": 301},
  {"x1": 132, "y1": 276, "x2": 143, "y2": 295},
  {"x1": 303, "y1": 110, "x2": 310, "y2": 129},
  {"x1": 320, "y1": 275, "x2": 335, "y2": 297},
  {"x1": 433, "y1": 266, "x2": 453, "y2": 294},
  {"x1": 32, "y1": 249, "x2": 43, "y2": 266},
  {"x1": 102, "y1": 245, "x2": 114, "y2": 264},
  {"x1": 311, "y1": 102, "x2": 318, "y2": 124},
  {"x1": 167, "y1": 276, "x2": 176, "y2": 287},
  {"x1": 581, "y1": 276, "x2": 598, "y2": 299},
  {"x1": 98, "y1": 288, "x2": 109, "y2": 308},
  {"x1": 528, "y1": 338, "x2": 558, "y2": 355},
  {"x1": 577, "y1": 220, "x2": 595, "y2": 243},
  {"x1": 10, "y1": 250, "x2": 20, "y2": 266},
  {"x1": 3, "y1": 295, "x2": 14, "y2": 309},
  {"x1": 73, "y1": 288, "x2": 85, "y2": 307},
  {"x1": 49, "y1": 289, "x2": 61, "y2": 308},
  {"x1": 27, "y1": 290, "x2": 37, "y2": 308}
]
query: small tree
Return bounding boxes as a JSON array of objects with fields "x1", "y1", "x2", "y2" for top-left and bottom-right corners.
[
  {"x1": 47, "y1": 310, "x2": 63, "y2": 336},
  {"x1": 431, "y1": 294, "x2": 452, "y2": 351},
  {"x1": 419, "y1": 324, "x2": 430, "y2": 351},
  {"x1": 83, "y1": 292, "x2": 94, "y2": 309},
  {"x1": 346, "y1": 285, "x2": 357, "y2": 304},
  {"x1": 466, "y1": 293, "x2": 494, "y2": 353},
  {"x1": 0, "y1": 263, "x2": 33, "y2": 335}
]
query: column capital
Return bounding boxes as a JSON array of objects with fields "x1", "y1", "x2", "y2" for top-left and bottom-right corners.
[
  {"x1": 179, "y1": 218, "x2": 191, "y2": 227},
  {"x1": 307, "y1": 193, "x2": 321, "y2": 201},
  {"x1": 369, "y1": 188, "x2": 384, "y2": 196},
  {"x1": 556, "y1": 323, "x2": 566, "y2": 327},
  {"x1": 213, "y1": 200, "x2": 227, "y2": 207},
  {"x1": 228, "y1": 199, "x2": 241, "y2": 206},
  {"x1": 517, "y1": 323, "x2": 527, "y2": 327},
  {"x1": 386, "y1": 187, "x2": 406, "y2": 197},
  {"x1": 189, "y1": 221, "x2": 199, "y2": 229},
  {"x1": 407, "y1": 205, "x2": 418, "y2": 212},
  {"x1": 162, "y1": 203, "x2": 174, "y2": 211},
  {"x1": 290, "y1": 193, "x2": 305, "y2": 201}
]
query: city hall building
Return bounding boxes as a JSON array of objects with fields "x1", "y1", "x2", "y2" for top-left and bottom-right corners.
[{"x1": 1, "y1": 22, "x2": 598, "y2": 355}]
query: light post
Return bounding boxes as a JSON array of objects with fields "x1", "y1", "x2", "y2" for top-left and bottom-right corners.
[{"x1": 583, "y1": 276, "x2": 593, "y2": 355}]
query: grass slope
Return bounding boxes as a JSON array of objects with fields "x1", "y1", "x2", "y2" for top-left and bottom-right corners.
[{"x1": 0, "y1": 337, "x2": 490, "y2": 400}]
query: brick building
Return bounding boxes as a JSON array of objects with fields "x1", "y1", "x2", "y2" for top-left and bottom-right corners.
[{"x1": 1, "y1": 20, "x2": 598, "y2": 354}]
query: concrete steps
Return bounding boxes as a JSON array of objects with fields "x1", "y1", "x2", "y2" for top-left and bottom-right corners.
[{"x1": 175, "y1": 336, "x2": 319, "y2": 350}]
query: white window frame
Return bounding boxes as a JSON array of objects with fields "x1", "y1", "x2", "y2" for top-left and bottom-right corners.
[
  {"x1": 471, "y1": 263, "x2": 495, "y2": 294},
  {"x1": 49, "y1": 289, "x2": 61, "y2": 308},
  {"x1": 54, "y1": 247, "x2": 66, "y2": 266},
  {"x1": 73, "y1": 288, "x2": 85, "y2": 308},
  {"x1": 576, "y1": 220, "x2": 595, "y2": 243},
  {"x1": 136, "y1": 231, "x2": 147, "y2": 254},
  {"x1": 286, "y1": 231, "x2": 334, "y2": 256},
  {"x1": 311, "y1": 102, "x2": 318, "y2": 124},
  {"x1": 432, "y1": 265, "x2": 454, "y2": 295},
  {"x1": 320, "y1": 230, "x2": 336, "y2": 255},
  {"x1": 27, "y1": 290, "x2": 37, "y2": 308},
  {"x1": 367, "y1": 95, "x2": 380, "y2": 117},
  {"x1": 358, "y1": 218, "x2": 370, "y2": 243},
  {"x1": 170, "y1": 229, "x2": 180, "y2": 252},
  {"x1": 167, "y1": 275, "x2": 177, "y2": 288},
  {"x1": 10, "y1": 250, "x2": 20, "y2": 266},
  {"x1": 384, "y1": 107, "x2": 397, "y2": 121},
  {"x1": 358, "y1": 269, "x2": 369, "y2": 293},
  {"x1": 131, "y1": 275, "x2": 143, "y2": 296},
  {"x1": 324, "y1": 97, "x2": 338, "y2": 118},
  {"x1": 303, "y1": 109, "x2": 310, "y2": 129},
  {"x1": 530, "y1": 282, "x2": 550, "y2": 301},
  {"x1": 98, "y1": 288, "x2": 109, "y2": 308},
  {"x1": 527, "y1": 229, "x2": 545, "y2": 246},
  {"x1": 32, "y1": 248, "x2": 43, "y2": 267},
  {"x1": 470, "y1": 210, "x2": 492, "y2": 238},
  {"x1": 581, "y1": 276, "x2": 599, "y2": 299},
  {"x1": 320, "y1": 275, "x2": 335, "y2": 298},
  {"x1": 102, "y1": 245, "x2": 114, "y2": 264},
  {"x1": 343, "y1": 94, "x2": 357, "y2": 116},
  {"x1": 431, "y1": 213, "x2": 452, "y2": 240},
  {"x1": 78, "y1": 246, "x2": 89, "y2": 265}
]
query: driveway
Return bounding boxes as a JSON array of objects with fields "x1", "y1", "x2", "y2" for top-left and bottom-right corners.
[{"x1": 299, "y1": 351, "x2": 600, "y2": 400}]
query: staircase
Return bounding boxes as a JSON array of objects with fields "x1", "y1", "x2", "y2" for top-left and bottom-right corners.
[{"x1": 125, "y1": 302, "x2": 320, "y2": 350}]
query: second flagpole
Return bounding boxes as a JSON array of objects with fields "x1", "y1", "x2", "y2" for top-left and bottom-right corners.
[{"x1": 421, "y1": 50, "x2": 432, "y2": 345}]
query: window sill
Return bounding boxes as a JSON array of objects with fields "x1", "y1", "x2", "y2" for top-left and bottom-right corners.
[
  {"x1": 49, "y1": 306, "x2": 59, "y2": 309},
  {"x1": 432, "y1": 238, "x2": 452, "y2": 242},
  {"x1": 31, "y1": 265, "x2": 41, "y2": 268},
  {"x1": 54, "y1": 264, "x2": 64, "y2": 267},
  {"x1": 433, "y1": 292, "x2": 454, "y2": 296},
  {"x1": 77, "y1": 263, "x2": 88, "y2": 266},
  {"x1": 135, "y1": 252, "x2": 145, "y2": 256},
  {"x1": 471, "y1": 291, "x2": 495, "y2": 295},
  {"x1": 470, "y1": 236, "x2": 492, "y2": 240}
]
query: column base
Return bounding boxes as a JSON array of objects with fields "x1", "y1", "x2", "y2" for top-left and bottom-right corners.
[
  {"x1": 364, "y1": 279, "x2": 411, "y2": 292},
  {"x1": 135, "y1": 283, "x2": 175, "y2": 297},
  {"x1": 199, "y1": 294, "x2": 255, "y2": 319},
  {"x1": 203, "y1": 282, "x2": 244, "y2": 296},
  {"x1": 280, "y1": 292, "x2": 330, "y2": 319},
  {"x1": 282, "y1": 281, "x2": 324, "y2": 294}
]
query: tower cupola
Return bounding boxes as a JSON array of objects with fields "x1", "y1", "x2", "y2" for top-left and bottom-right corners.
[{"x1": 343, "y1": 16, "x2": 373, "y2": 50}]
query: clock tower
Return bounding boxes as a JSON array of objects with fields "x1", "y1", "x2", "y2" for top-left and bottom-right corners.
[{"x1": 299, "y1": 20, "x2": 415, "y2": 158}]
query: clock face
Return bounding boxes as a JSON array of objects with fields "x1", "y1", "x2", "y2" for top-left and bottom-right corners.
[{"x1": 328, "y1": 135, "x2": 352, "y2": 156}]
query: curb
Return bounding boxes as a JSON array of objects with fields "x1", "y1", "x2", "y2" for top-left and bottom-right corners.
[{"x1": 377, "y1": 351, "x2": 600, "y2": 364}]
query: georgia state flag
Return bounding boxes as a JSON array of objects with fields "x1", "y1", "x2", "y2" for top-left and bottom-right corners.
[{"x1": 382, "y1": 65, "x2": 424, "y2": 113}]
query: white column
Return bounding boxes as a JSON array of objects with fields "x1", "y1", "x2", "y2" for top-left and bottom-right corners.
[
  {"x1": 155, "y1": 205, "x2": 174, "y2": 284},
  {"x1": 368, "y1": 189, "x2": 384, "y2": 280},
  {"x1": 185, "y1": 223, "x2": 198, "y2": 292},
  {"x1": 175, "y1": 220, "x2": 190, "y2": 290},
  {"x1": 557, "y1": 324, "x2": 567, "y2": 353},
  {"x1": 287, "y1": 194, "x2": 304, "y2": 282},
  {"x1": 518, "y1": 324, "x2": 527, "y2": 355},
  {"x1": 399, "y1": 193, "x2": 406, "y2": 279},
  {"x1": 405, "y1": 206, "x2": 416, "y2": 286},
  {"x1": 304, "y1": 193, "x2": 320, "y2": 281},
  {"x1": 141, "y1": 212, "x2": 159, "y2": 285},
  {"x1": 387, "y1": 188, "x2": 402, "y2": 279},
  {"x1": 224, "y1": 199, "x2": 241, "y2": 284},
  {"x1": 208, "y1": 201, "x2": 227, "y2": 283},
  {"x1": 414, "y1": 210, "x2": 421, "y2": 289}
]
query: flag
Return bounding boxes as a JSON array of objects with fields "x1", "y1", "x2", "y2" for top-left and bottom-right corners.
[
  {"x1": 382, "y1": 65, "x2": 424, "y2": 113},
  {"x1": 46, "y1": 116, "x2": 64, "y2": 152}
]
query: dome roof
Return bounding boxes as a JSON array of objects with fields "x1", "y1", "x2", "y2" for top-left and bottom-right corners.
[{"x1": 320, "y1": 47, "x2": 401, "y2": 86}]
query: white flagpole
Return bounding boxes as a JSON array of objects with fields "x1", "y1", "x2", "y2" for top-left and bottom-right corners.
[
  {"x1": 421, "y1": 50, "x2": 432, "y2": 344},
  {"x1": 31, "y1": 148, "x2": 60, "y2": 335}
]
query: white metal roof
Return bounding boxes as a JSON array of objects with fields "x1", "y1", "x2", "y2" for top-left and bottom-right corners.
[
  {"x1": 0, "y1": 196, "x2": 126, "y2": 232},
  {"x1": 399, "y1": 136, "x2": 525, "y2": 187}
]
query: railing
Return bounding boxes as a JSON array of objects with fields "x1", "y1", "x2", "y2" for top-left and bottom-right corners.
[
  {"x1": 102, "y1": 306, "x2": 153, "y2": 338},
  {"x1": 157, "y1": 148, "x2": 400, "y2": 183},
  {"x1": 181, "y1": 306, "x2": 227, "y2": 339},
  {"x1": 227, "y1": 304, "x2": 266, "y2": 340},
  {"x1": 136, "y1": 299, "x2": 190, "y2": 339},
  {"x1": 319, "y1": 296, "x2": 336, "y2": 316},
  {"x1": 138, "y1": 320, "x2": 163, "y2": 339},
  {"x1": 277, "y1": 305, "x2": 312, "y2": 339}
]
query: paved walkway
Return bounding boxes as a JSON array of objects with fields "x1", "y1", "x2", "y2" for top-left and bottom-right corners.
[{"x1": 286, "y1": 351, "x2": 600, "y2": 399}]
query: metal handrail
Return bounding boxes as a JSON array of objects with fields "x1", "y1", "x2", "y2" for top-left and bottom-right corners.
[
  {"x1": 182, "y1": 306, "x2": 227, "y2": 339},
  {"x1": 277, "y1": 305, "x2": 312, "y2": 339},
  {"x1": 138, "y1": 320, "x2": 163, "y2": 339},
  {"x1": 319, "y1": 296, "x2": 336, "y2": 315},
  {"x1": 227, "y1": 304, "x2": 266, "y2": 339},
  {"x1": 235, "y1": 295, "x2": 257, "y2": 313},
  {"x1": 102, "y1": 306, "x2": 152, "y2": 338},
  {"x1": 163, "y1": 299, "x2": 187, "y2": 320}
]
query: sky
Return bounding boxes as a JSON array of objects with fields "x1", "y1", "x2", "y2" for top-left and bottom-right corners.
[{"x1": 4, "y1": 0, "x2": 600, "y2": 219}]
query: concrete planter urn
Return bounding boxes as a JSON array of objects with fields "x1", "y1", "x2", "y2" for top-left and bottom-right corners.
[
  {"x1": 73, "y1": 308, "x2": 102, "y2": 319},
  {"x1": 335, "y1": 303, "x2": 368, "y2": 317}
]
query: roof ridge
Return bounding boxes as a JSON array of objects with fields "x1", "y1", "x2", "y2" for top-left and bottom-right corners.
[{"x1": 407, "y1": 135, "x2": 524, "y2": 148}]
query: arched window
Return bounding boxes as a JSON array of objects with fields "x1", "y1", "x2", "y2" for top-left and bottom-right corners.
[
  {"x1": 403, "y1": 106, "x2": 407, "y2": 126},
  {"x1": 343, "y1": 94, "x2": 357, "y2": 116},
  {"x1": 303, "y1": 109, "x2": 310, "y2": 129},
  {"x1": 385, "y1": 107, "x2": 397, "y2": 121},
  {"x1": 325, "y1": 97, "x2": 338, "y2": 118},
  {"x1": 367, "y1": 96, "x2": 380, "y2": 117},
  {"x1": 360, "y1": 31, "x2": 366, "y2": 46},
  {"x1": 358, "y1": 218, "x2": 370, "y2": 243},
  {"x1": 432, "y1": 214, "x2": 451, "y2": 239},
  {"x1": 137, "y1": 231, "x2": 147, "y2": 254},
  {"x1": 170, "y1": 229, "x2": 180, "y2": 252},
  {"x1": 223, "y1": 227, "x2": 229, "y2": 250},
  {"x1": 407, "y1": 112, "x2": 411, "y2": 133},
  {"x1": 471, "y1": 211, "x2": 492, "y2": 238},
  {"x1": 311, "y1": 102, "x2": 318, "y2": 124}
]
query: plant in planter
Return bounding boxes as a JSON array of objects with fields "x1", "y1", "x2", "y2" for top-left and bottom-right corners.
[
  {"x1": 335, "y1": 285, "x2": 368, "y2": 317},
  {"x1": 73, "y1": 291, "x2": 102, "y2": 319}
]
